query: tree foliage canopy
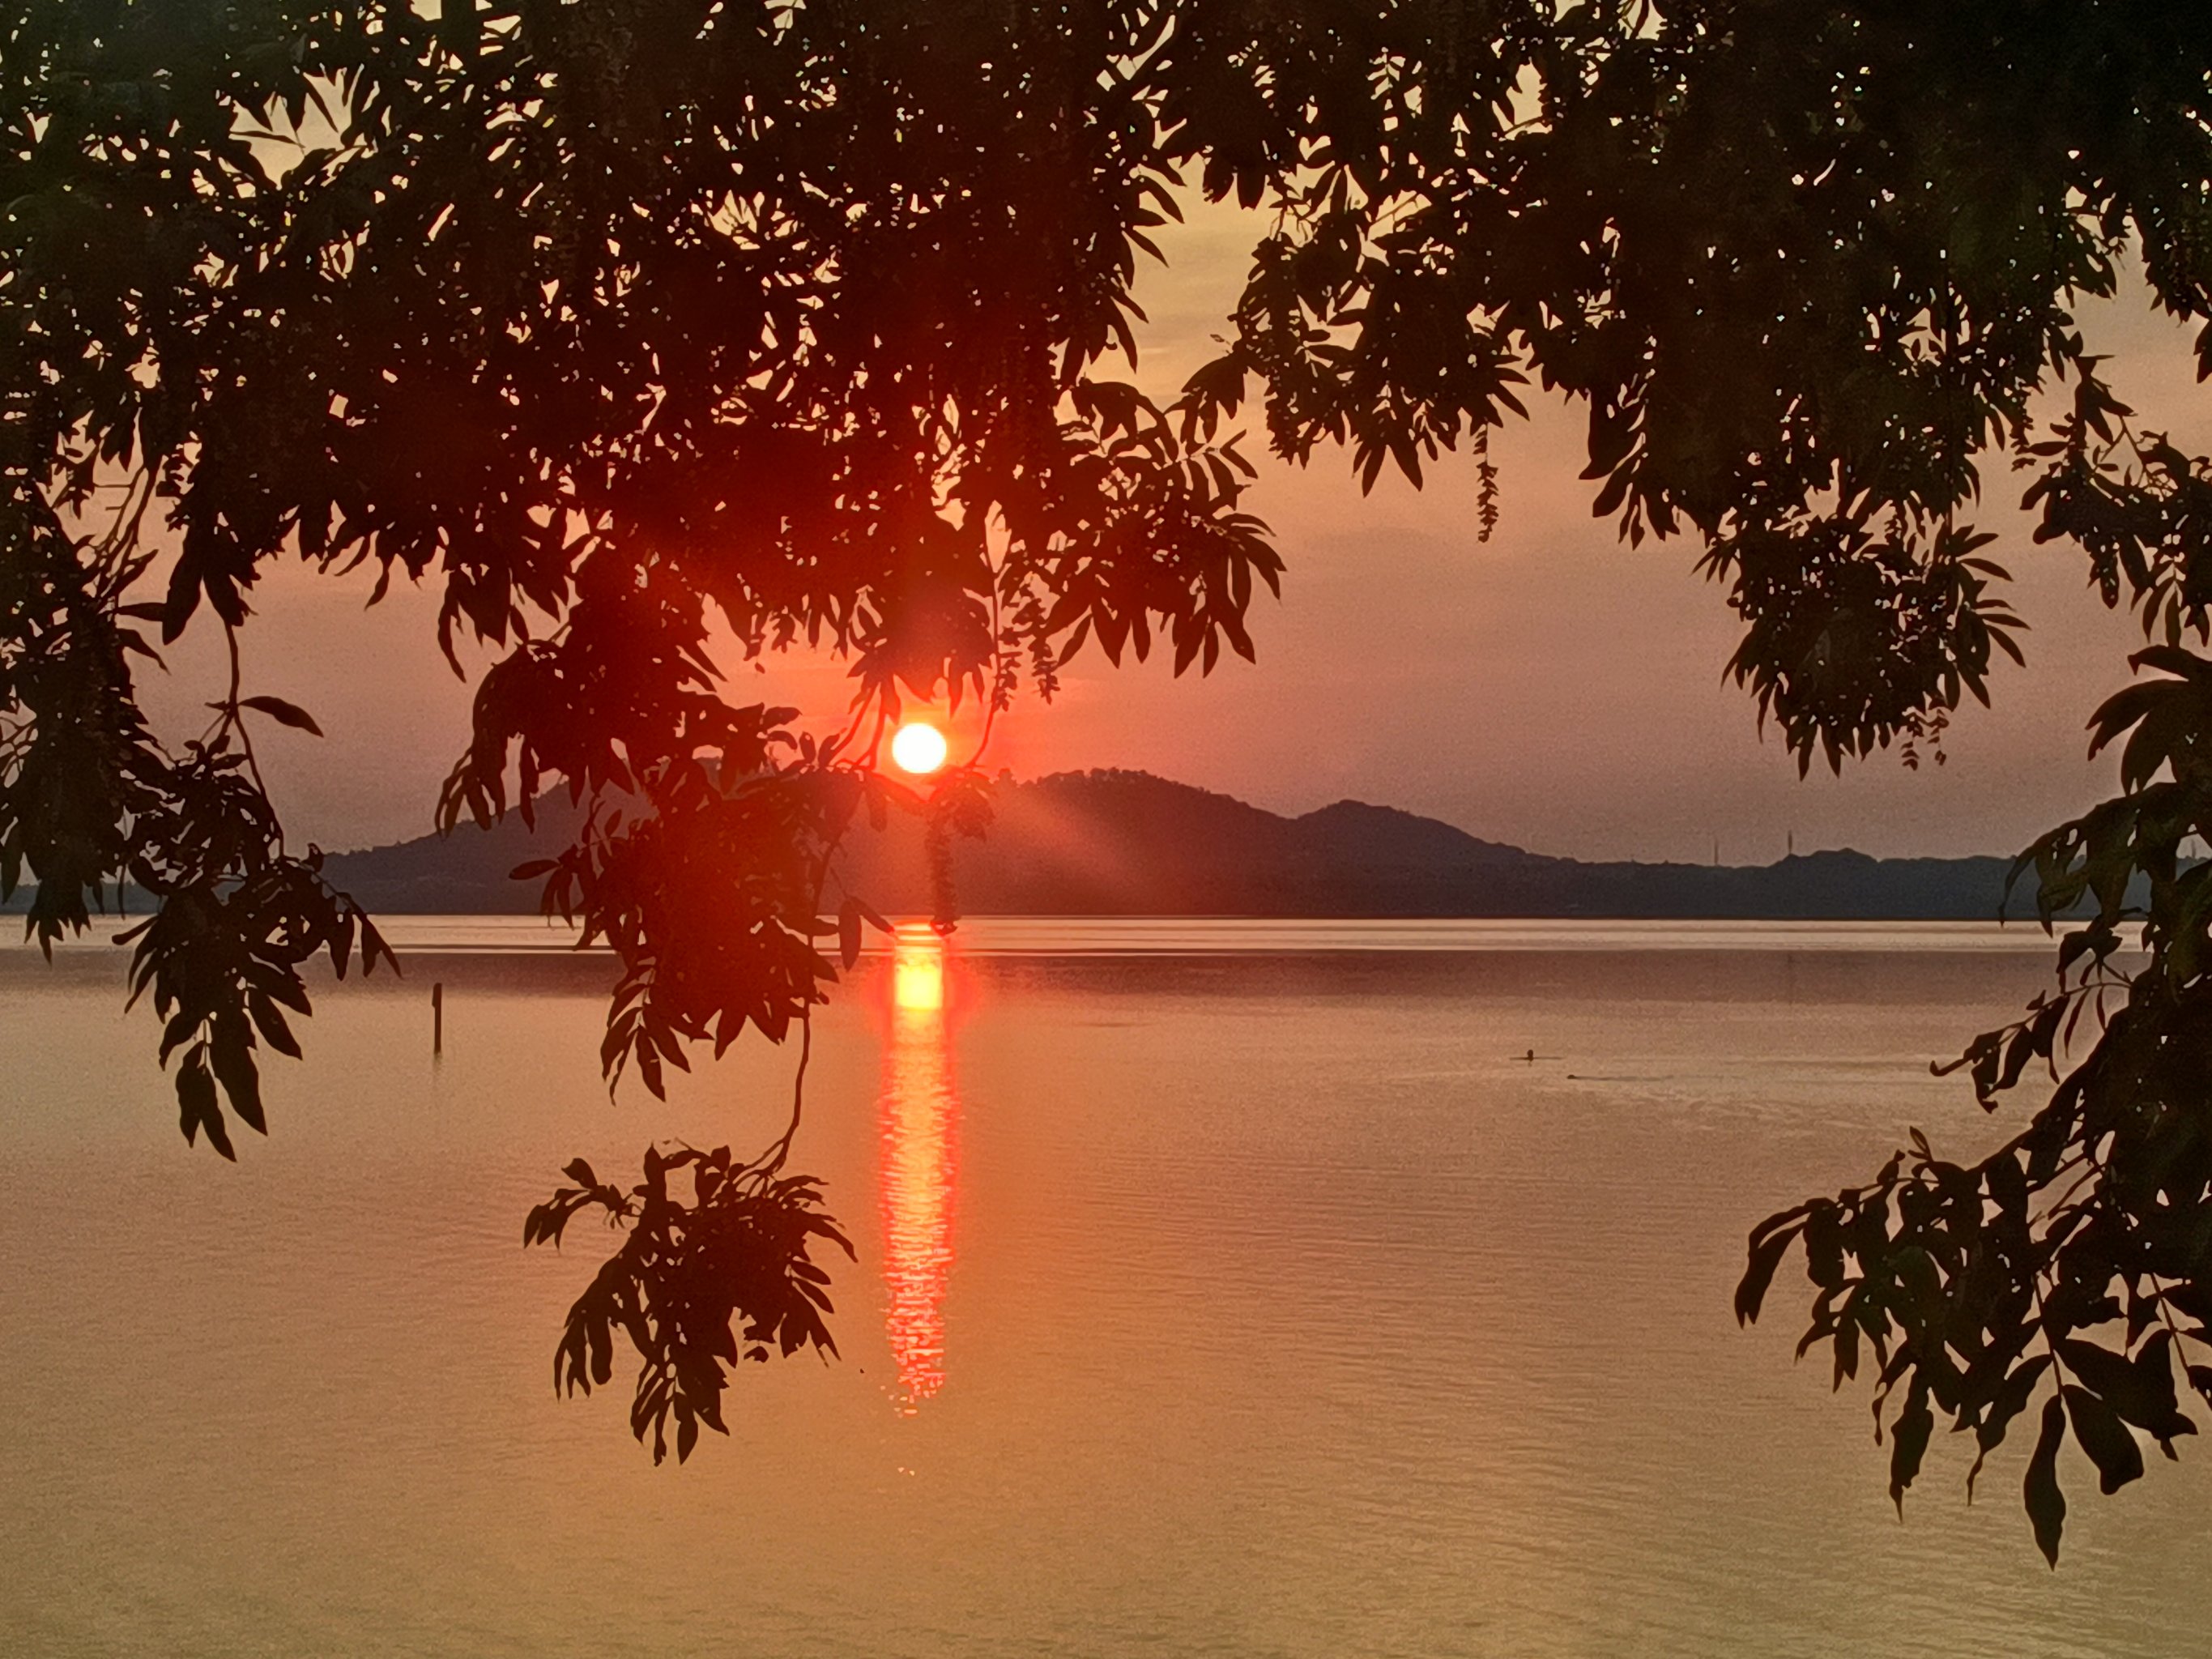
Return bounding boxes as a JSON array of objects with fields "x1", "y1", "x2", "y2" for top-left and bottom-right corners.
[{"x1": 6, "y1": 0, "x2": 2212, "y2": 1554}]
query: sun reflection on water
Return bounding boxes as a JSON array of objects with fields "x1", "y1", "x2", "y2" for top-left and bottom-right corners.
[{"x1": 879, "y1": 928, "x2": 958, "y2": 1414}]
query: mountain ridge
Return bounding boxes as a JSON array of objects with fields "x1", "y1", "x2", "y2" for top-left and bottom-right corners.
[{"x1": 298, "y1": 768, "x2": 2049, "y2": 921}]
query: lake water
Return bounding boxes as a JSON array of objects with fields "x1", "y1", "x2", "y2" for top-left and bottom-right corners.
[{"x1": 2, "y1": 919, "x2": 2205, "y2": 1657}]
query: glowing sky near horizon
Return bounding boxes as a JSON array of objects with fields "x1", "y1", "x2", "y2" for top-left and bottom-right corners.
[{"x1": 128, "y1": 198, "x2": 2210, "y2": 866}]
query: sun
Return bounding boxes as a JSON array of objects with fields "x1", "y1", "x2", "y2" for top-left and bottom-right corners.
[{"x1": 889, "y1": 720, "x2": 948, "y2": 776}]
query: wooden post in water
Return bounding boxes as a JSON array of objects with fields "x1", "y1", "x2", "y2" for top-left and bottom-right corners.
[{"x1": 432, "y1": 982, "x2": 444, "y2": 1057}]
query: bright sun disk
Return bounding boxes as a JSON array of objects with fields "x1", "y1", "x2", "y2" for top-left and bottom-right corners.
[{"x1": 890, "y1": 720, "x2": 948, "y2": 775}]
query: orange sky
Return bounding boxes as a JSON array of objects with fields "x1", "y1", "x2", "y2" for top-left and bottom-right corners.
[{"x1": 134, "y1": 198, "x2": 2208, "y2": 865}]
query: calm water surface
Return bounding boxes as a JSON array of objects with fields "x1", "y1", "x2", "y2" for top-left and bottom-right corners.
[{"x1": 1, "y1": 920, "x2": 2204, "y2": 1657}]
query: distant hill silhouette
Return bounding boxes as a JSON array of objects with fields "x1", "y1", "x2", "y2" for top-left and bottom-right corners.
[{"x1": 292, "y1": 769, "x2": 2054, "y2": 921}]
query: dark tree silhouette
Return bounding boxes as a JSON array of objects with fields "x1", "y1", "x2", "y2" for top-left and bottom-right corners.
[{"x1": 5, "y1": 0, "x2": 2212, "y2": 1550}]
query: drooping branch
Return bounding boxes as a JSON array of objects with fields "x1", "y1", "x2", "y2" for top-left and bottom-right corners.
[{"x1": 1740, "y1": 645, "x2": 2212, "y2": 1563}]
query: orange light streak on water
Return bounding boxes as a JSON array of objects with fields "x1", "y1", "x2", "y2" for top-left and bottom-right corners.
[{"x1": 879, "y1": 928, "x2": 958, "y2": 1414}]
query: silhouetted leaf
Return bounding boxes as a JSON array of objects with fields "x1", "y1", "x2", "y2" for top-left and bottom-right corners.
[
  {"x1": 1735, "y1": 1209, "x2": 1806, "y2": 1326},
  {"x1": 2026, "y1": 1396, "x2": 2067, "y2": 1567},
  {"x1": 238, "y1": 697, "x2": 324, "y2": 737},
  {"x1": 2065, "y1": 1385, "x2": 2146, "y2": 1495},
  {"x1": 1889, "y1": 1383, "x2": 1934, "y2": 1515},
  {"x1": 175, "y1": 1048, "x2": 233, "y2": 1162}
]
